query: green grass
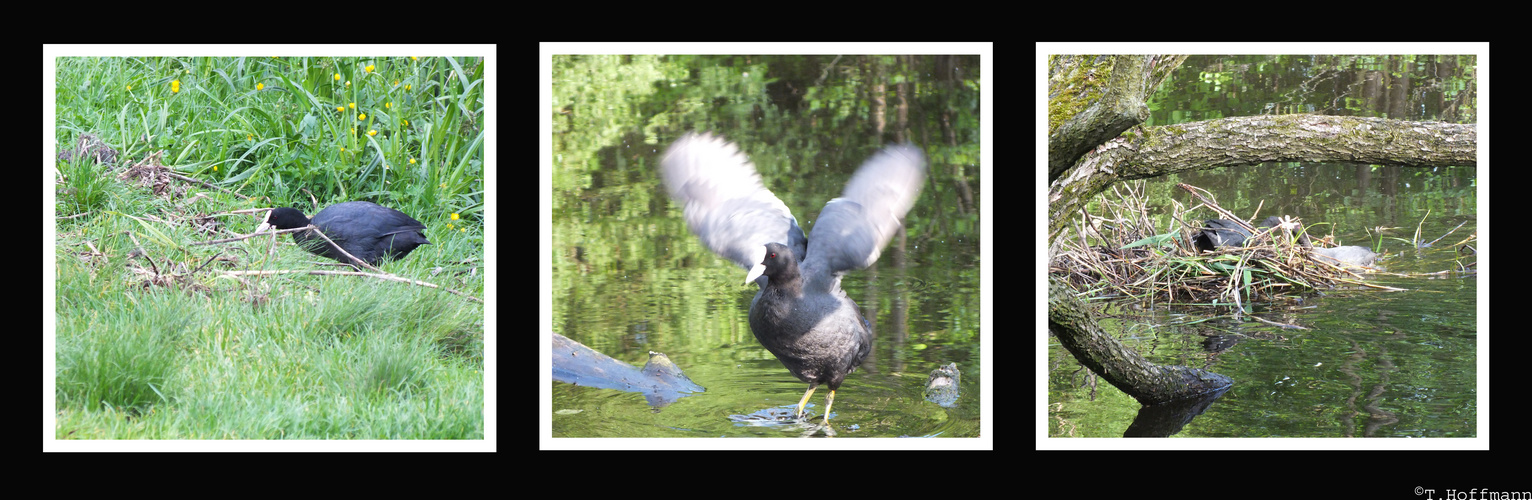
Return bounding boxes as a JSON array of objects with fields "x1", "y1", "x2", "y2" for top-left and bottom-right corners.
[{"x1": 52, "y1": 56, "x2": 484, "y2": 439}]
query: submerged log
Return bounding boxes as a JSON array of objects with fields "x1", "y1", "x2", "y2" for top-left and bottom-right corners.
[{"x1": 551, "y1": 333, "x2": 705, "y2": 407}]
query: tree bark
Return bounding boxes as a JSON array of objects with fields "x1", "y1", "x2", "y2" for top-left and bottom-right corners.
[{"x1": 1048, "y1": 114, "x2": 1475, "y2": 239}]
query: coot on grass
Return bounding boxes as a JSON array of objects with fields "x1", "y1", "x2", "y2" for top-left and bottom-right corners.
[
  {"x1": 261, "y1": 201, "x2": 430, "y2": 266},
  {"x1": 661, "y1": 132, "x2": 925, "y2": 425}
]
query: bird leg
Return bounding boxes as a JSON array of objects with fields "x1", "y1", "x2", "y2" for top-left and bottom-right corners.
[
  {"x1": 795, "y1": 384, "x2": 818, "y2": 420},
  {"x1": 821, "y1": 389, "x2": 837, "y2": 424}
]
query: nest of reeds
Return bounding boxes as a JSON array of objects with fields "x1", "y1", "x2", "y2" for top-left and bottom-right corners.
[{"x1": 1048, "y1": 182, "x2": 1386, "y2": 310}]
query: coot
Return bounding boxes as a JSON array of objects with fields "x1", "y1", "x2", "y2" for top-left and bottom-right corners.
[
  {"x1": 1198, "y1": 215, "x2": 1377, "y2": 267},
  {"x1": 661, "y1": 132, "x2": 925, "y2": 425},
  {"x1": 1195, "y1": 216, "x2": 1309, "y2": 251},
  {"x1": 1191, "y1": 218, "x2": 1256, "y2": 252},
  {"x1": 261, "y1": 201, "x2": 430, "y2": 266}
]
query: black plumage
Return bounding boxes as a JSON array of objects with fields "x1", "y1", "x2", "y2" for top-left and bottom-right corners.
[
  {"x1": 1194, "y1": 215, "x2": 1377, "y2": 266},
  {"x1": 749, "y1": 242, "x2": 876, "y2": 423},
  {"x1": 263, "y1": 201, "x2": 430, "y2": 265},
  {"x1": 1192, "y1": 218, "x2": 1257, "y2": 252}
]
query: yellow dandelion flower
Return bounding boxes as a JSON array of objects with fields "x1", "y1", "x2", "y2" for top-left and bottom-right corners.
[
  {"x1": 256, "y1": 82, "x2": 264, "y2": 91},
  {"x1": 171, "y1": 80, "x2": 180, "y2": 93}
]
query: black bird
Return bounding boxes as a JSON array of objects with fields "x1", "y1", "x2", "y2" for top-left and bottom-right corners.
[
  {"x1": 1194, "y1": 216, "x2": 1300, "y2": 251},
  {"x1": 1197, "y1": 215, "x2": 1377, "y2": 267},
  {"x1": 661, "y1": 132, "x2": 925, "y2": 425},
  {"x1": 1192, "y1": 218, "x2": 1258, "y2": 252},
  {"x1": 260, "y1": 201, "x2": 430, "y2": 265}
]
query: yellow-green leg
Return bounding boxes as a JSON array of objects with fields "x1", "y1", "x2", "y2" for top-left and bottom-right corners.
[
  {"x1": 795, "y1": 384, "x2": 818, "y2": 420},
  {"x1": 821, "y1": 389, "x2": 838, "y2": 425}
]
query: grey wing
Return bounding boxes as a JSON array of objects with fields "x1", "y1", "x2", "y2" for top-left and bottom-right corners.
[
  {"x1": 803, "y1": 144, "x2": 927, "y2": 279},
  {"x1": 660, "y1": 132, "x2": 807, "y2": 282}
]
